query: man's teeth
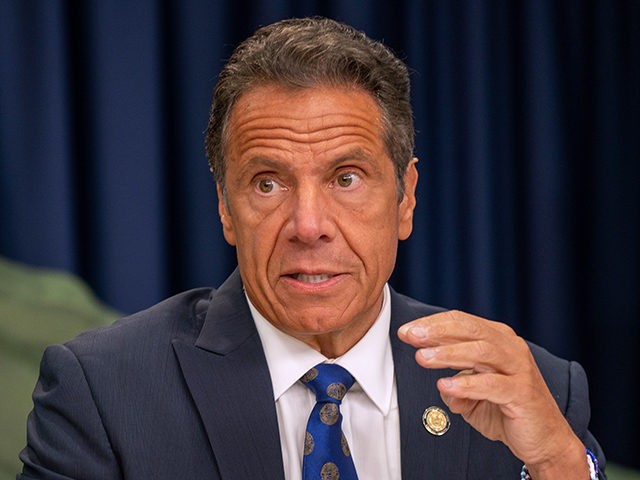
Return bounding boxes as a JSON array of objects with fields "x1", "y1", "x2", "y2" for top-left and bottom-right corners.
[{"x1": 294, "y1": 273, "x2": 333, "y2": 283}]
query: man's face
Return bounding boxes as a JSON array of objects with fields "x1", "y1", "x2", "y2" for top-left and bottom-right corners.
[{"x1": 218, "y1": 84, "x2": 418, "y2": 356}]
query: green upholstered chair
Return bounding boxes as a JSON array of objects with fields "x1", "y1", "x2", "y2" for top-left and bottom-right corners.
[
  {"x1": 608, "y1": 464, "x2": 640, "y2": 480},
  {"x1": 0, "y1": 256, "x2": 118, "y2": 479}
]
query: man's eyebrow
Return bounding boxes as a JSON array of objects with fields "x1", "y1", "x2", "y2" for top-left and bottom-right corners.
[
  {"x1": 328, "y1": 147, "x2": 377, "y2": 165},
  {"x1": 234, "y1": 147, "x2": 381, "y2": 180},
  {"x1": 234, "y1": 156, "x2": 285, "y2": 179}
]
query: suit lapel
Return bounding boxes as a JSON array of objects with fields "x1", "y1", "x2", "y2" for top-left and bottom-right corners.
[
  {"x1": 173, "y1": 270, "x2": 285, "y2": 480},
  {"x1": 390, "y1": 289, "x2": 471, "y2": 479}
]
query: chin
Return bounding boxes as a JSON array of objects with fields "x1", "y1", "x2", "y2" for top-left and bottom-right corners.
[{"x1": 290, "y1": 313, "x2": 354, "y2": 335}]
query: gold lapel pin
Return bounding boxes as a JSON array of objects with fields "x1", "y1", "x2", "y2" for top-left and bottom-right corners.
[{"x1": 422, "y1": 406, "x2": 450, "y2": 436}]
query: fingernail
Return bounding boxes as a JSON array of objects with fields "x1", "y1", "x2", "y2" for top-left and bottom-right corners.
[
  {"x1": 419, "y1": 348, "x2": 436, "y2": 360},
  {"x1": 410, "y1": 326, "x2": 427, "y2": 338},
  {"x1": 441, "y1": 378, "x2": 454, "y2": 389}
]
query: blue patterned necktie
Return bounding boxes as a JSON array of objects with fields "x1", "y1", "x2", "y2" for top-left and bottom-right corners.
[{"x1": 301, "y1": 363, "x2": 358, "y2": 480}]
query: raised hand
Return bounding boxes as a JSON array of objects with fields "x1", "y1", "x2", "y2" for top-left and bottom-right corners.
[{"x1": 398, "y1": 310, "x2": 589, "y2": 479}]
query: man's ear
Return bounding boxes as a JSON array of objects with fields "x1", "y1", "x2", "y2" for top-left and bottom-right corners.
[
  {"x1": 398, "y1": 157, "x2": 419, "y2": 241},
  {"x1": 217, "y1": 183, "x2": 237, "y2": 246}
]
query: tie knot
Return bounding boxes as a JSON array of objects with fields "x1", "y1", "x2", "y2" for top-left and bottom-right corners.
[{"x1": 301, "y1": 363, "x2": 355, "y2": 404}]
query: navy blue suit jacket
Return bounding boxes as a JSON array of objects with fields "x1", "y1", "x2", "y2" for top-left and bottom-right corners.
[{"x1": 19, "y1": 269, "x2": 605, "y2": 479}]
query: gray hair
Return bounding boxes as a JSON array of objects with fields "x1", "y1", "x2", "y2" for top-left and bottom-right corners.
[{"x1": 205, "y1": 17, "x2": 414, "y2": 200}]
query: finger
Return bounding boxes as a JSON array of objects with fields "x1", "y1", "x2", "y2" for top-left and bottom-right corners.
[
  {"x1": 415, "y1": 338, "x2": 531, "y2": 375},
  {"x1": 398, "y1": 310, "x2": 515, "y2": 348},
  {"x1": 440, "y1": 394, "x2": 479, "y2": 416},
  {"x1": 436, "y1": 371, "x2": 543, "y2": 410},
  {"x1": 439, "y1": 370, "x2": 485, "y2": 416}
]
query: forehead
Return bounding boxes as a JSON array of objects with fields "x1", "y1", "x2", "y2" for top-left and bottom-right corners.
[{"x1": 225, "y1": 84, "x2": 385, "y2": 148}]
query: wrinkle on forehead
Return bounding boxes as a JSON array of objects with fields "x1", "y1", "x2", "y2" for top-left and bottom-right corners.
[
  {"x1": 228, "y1": 85, "x2": 382, "y2": 132},
  {"x1": 229, "y1": 126, "x2": 383, "y2": 160},
  {"x1": 231, "y1": 110, "x2": 381, "y2": 135},
  {"x1": 226, "y1": 85, "x2": 386, "y2": 162}
]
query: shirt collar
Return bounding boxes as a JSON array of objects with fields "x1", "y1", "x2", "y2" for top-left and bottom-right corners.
[{"x1": 248, "y1": 284, "x2": 394, "y2": 415}]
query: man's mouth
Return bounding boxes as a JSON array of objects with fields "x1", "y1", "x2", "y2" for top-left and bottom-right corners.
[{"x1": 291, "y1": 273, "x2": 335, "y2": 284}]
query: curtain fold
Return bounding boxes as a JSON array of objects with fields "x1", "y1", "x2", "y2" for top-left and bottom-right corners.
[{"x1": 1, "y1": 0, "x2": 638, "y2": 468}]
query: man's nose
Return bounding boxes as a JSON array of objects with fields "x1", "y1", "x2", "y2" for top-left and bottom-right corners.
[{"x1": 286, "y1": 185, "x2": 336, "y2": 244}]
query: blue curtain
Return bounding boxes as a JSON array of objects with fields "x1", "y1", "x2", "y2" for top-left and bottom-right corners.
[{"x1": 1, "y1": 0, "x2": 638, "y2": 468}]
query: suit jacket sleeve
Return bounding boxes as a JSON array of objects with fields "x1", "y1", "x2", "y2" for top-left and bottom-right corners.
[
  {"x1": 529, "y1": 343, "x2": 607, "y2": 479},
  {"x1": 18, "y1": 343, "x2": 121, "y2": 480}
]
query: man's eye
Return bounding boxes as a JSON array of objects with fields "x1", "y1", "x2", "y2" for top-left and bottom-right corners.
[
  {"x1": 256, "y1": 178, "x2": 282, "y2": 194},
  {"x1": 336, "y1": 172, "x2": 358, "y2": 188}
]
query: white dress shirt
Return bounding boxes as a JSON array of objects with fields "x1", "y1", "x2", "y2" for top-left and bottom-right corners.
[{"x1": 248, "y1": 284, "x2": 401, "y2": 480}]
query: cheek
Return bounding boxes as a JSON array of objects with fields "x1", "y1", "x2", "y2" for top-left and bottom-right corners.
[
  {"x1": 343, "y1": 210, "x2": 400, "y2": 267},
  {"x1": 356, "y1": 197, "x2": 400, "y2": 237},
  {"x1": 232, "y1": 210, "x2": 285, "y2": 266}
]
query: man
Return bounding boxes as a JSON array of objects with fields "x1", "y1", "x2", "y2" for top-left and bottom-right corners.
[{"x1": 18, "y1": 17, "x2": 605, "y2": 479}]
